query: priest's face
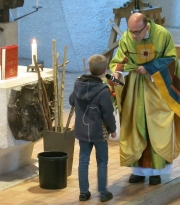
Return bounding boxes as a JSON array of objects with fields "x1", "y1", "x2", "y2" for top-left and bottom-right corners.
[{"x1": 128, "y1": 22, "x2": 148, "y2": 42}]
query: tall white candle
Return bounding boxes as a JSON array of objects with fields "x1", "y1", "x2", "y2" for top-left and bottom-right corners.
[
  {"x1": 31, "y1": 39, "x2": 37, "y2": 65},
  {"x1": 36, "y1": 0, "x2": 38, "y2": 8},
  {"x1": 2, "y1": 49, "x2": 6, "y2": 79}
]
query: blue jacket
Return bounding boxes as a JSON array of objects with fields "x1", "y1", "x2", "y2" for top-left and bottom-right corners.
[{"x1": 69, "y1": 74, "x2": 116, "y2": 142}]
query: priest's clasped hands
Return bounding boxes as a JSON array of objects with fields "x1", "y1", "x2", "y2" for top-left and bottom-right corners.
[{"x1": 135, "y1": 66, "x2": 148, "y2": 74}]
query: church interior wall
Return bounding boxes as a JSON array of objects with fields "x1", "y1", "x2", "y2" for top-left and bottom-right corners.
[{"x1": 15, "y1": 0, "x2": 180, "y2": 72}]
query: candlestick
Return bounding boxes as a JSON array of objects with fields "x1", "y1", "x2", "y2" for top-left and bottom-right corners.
[
  {"x1": 31, "y1": 39, "x2": 37, "y2": 65},
  {"x1": 36, "y1": 0, "x2": 38, "y2": 8}
]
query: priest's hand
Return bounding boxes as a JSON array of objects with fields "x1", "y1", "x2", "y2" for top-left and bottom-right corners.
[
  {"x1": 112, "y1": 72, "x2": 120, "y2": 79},
  {"x1": 107, "y1": 72, "x2": 120, "y2": 86},
  {"x1": 135, "y1": 66, "x2": 147, "y2": 74}
]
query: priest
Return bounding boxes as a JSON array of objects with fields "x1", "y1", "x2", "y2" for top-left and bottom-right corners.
[{"x1": 109, "y1": 13, "x2": 180, "y2": 185}]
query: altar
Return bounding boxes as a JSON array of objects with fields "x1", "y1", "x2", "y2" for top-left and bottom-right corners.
[{"x1": 0, "y1": 66, "x2": 53, "y2": 175}]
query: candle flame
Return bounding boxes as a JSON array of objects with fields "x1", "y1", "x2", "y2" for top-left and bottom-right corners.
[{"x1": 32, "y1": 39, "x2": 36, "y2": 44}]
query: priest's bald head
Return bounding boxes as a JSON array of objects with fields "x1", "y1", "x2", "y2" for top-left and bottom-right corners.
[{"x1": 128, "y1": 13, "x2": 149, "y2": 42}]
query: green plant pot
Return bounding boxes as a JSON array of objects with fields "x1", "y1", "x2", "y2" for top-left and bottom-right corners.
[{"x1": 43, "y1": 129, "x2": 75, "y2": 176}]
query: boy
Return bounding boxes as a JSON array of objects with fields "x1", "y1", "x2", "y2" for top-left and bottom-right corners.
[{"x1": 69, "y1": 54, "x2": 116, "y2": 202}]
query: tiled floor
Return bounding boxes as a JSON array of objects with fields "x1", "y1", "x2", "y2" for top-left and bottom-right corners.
[{"x1": 0, "y1": 130, "x2": 180, "y2": 205}]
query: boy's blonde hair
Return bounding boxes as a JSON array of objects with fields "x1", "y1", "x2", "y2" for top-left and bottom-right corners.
[{"x1": 88, "y1": 54, "x2": 107, "y2": 76}]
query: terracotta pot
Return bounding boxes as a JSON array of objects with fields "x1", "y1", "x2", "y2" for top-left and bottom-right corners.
[{"x1": 43, "y1": 129, "x2": 75, "y2": 176}]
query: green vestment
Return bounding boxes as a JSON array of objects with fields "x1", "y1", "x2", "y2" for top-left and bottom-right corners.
[{"x1": 109, "y1": 19, "x2": 180, "y2": 168}]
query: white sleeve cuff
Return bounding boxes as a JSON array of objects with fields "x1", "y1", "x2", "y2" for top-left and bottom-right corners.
[{"x1": 114, "y1": 71, "x2": 124, "y2": 84}]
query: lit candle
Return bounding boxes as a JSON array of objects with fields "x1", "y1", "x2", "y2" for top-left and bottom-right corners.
[
  {"x1": 31, "y1": 39, "x2": 37, "y2": 65},
  {"x1": 36, "y1": 0, "x2": 38, "y2": 8}
]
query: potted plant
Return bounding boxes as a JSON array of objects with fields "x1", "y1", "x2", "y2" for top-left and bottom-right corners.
[{"x1": 34, "y1": 40, "x2": 75, "y2": 176}]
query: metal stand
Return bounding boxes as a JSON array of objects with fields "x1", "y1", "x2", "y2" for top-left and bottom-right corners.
[
  {"x1": 27, "y1": 64, "x2": 44, "y2": 72},
  {"x1": 14, "y1": 6, "x2": 42, "y2": 21}
]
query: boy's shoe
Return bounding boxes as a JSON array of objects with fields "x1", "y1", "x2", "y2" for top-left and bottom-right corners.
[
  {"x1": 100, "y1": 191, "x2": 113, "y2": 202},
  {"x1": 79, "y1": 191, "x2": 91, "y2": 201}
]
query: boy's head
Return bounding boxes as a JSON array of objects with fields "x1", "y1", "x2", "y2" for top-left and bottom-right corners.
[{"x1": 88, "y1": 54, "x2": 107, "y2": 76}]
